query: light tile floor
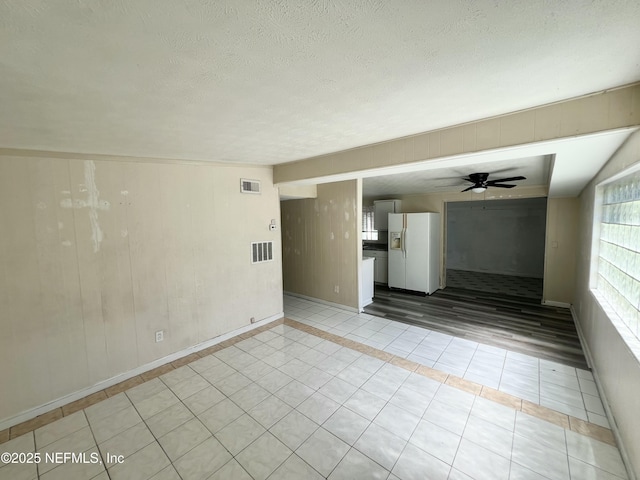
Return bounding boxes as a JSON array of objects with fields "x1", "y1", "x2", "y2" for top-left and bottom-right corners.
[
  {"x1": 284, "y1": 295, "x2": 610, "y2": 428},
  {"x1": 0, "y1": 301, "x2": 630, "y2": 480}
]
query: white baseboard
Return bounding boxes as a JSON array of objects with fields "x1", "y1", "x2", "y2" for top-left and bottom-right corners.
[
  {"x1": 570, "y1": 305, "x2": 637, "y2": 480},
  {"x1": 360, "y1": 298, "x2": 373, "y2": 311},
  {"x1": 542, "y1": 300, "x2": 572, "y2": 308},
  {"x1": 283, "y1": 291, "x2": 359, "y2": 313},
  {"x1": 0, "y1": 311, "x2": 283, "y2": 431}
]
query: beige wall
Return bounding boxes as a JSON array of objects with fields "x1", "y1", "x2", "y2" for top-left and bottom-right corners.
[
  {"x1": 543, "y1": 197, "x2": 579, "y2": 305},
  {"x1": 278, "y1": 183, "x2": 317, "y2": 200},
  {"x1": 397, "y1": 185, "x2": 549, "y2": 212},
  {"x1": 275, "y1": 84, "x2": 640, "y2": 184},
  {"x1": 0, "y1": 153, "x2": 283, "y2": 425},
  {"x1": 281, "y1": 180, "x2": 361, "y2": 309},
  {"x1": 574, "y1": 131, "x2": 640, "y2": 476}
]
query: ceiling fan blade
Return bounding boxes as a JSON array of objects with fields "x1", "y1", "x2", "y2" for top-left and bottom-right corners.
[
  {"x1": 487, "y1": 176, "x2": 526, "y2": 184},
  {"x1": 462, "y1": 177, "x2": 476, "y2": 183},
  {"x1": 491, "y1": 183, "x2": 517, "y2": 188},
  {"x1": 461, "y1": 186, "x2": 475, "y2": 192}
]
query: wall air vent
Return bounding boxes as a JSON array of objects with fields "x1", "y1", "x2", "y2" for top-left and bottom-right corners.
[
  {"x1": 241, "y1": 178, "x2": 261, "y2": 194},
  {"x1": 251, "y1": 241, "x2": 274, "y2": 264}
]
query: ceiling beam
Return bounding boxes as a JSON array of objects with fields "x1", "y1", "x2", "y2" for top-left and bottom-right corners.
[{"x1": 274, "y1": 83, "x2": 640, "y2": 185}]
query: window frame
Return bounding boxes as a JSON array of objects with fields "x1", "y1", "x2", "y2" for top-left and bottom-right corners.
[
  {"x1": 362, "y1": 204, "x2": 378, "y2": 241},
  {"x1": 590, "y1": 162, "x2": 640, "y2": 353}
]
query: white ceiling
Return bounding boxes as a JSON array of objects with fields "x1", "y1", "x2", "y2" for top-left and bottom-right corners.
[
  {"x1": 354, "y1": 128, "x2": 635, "y2": 198},
  {"x1": 1, "y1": 1, "x2": 639, "y2": 165},
  {"x1": 360, "y1": 128, "x2": 637, "y2": 197},
  {"x1": 363, "y1": 155, "x2": 551, "y2": 197}
]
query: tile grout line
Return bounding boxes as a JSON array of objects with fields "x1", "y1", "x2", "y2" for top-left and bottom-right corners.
[
  {"x1": 282, "y1": 318, "x2": 617, "y2": 447},
  {"x1": 0, "y1": 316, "x2": 615, "y2": 450},
  {"x1": 301, "y1": 305, "x2": 607, "y2": 425}
]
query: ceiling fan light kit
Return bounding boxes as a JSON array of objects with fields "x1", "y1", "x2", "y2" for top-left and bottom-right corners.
[{"x1": 462, "y1": 172, "x2": 526, "y2": 193}]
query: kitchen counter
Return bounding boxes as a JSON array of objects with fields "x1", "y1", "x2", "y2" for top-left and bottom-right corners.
[{"x1": 363, "y1": 243, "x2": 388, "y2": 251}]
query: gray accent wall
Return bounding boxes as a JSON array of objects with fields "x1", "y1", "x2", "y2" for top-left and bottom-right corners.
[{"x1": 446, "y1": 197, "x2": 547, "y2": 278}]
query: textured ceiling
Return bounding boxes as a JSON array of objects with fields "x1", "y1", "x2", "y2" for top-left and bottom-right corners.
[
  {"x1": 363, "y1": 156, "x2": 551, "y2": 198},
  {"x1": 1, "y1": 1, "x2": 640, "y2": 164}
]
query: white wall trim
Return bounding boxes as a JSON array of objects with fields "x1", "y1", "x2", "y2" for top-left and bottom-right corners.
[
  {"x1": 0, "y1": 312, "x2": 283, "y2": 431},
  {"x1": 542, "y1": 300, "x2": 571, "y2": 308},
  {"x1": 283, "y1": 291, "x2": 359, "y2": 313},
  {"x1": 571, "y1": 305, "x2": 637, "y2": 480},
  {"x1": 361, "y1": 298, "x2": 374, "y2": 309}
]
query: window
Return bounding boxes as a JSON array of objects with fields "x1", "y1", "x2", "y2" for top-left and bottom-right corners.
[
  {"x1": 362, "y1": 205, "x2": 378, "y2": 240},
  {"x1": 596, "y1": 168, "x2": 640, "y2": 341}
]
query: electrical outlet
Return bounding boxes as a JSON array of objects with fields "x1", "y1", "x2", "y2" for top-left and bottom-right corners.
[
  {"x1": 334, "y1": 285, "x2": 339, "y2": 294},
  {"x1": 250, "y1": 317, "x2": 256, "y2": 324},
  {"x1": 155, "y1": 330, "x2": 164, "y2": 343}
]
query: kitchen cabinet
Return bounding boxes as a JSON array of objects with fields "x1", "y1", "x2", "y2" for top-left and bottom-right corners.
[
  {"x1": 363, "y1": 250, "x2": 388, "y2": 284},
  {"x1": 373, "y1": 199, "x2": 401, "y2": 231},
  {"x1": 360, "y1": 257, "x2": 375, "y2": 309}
]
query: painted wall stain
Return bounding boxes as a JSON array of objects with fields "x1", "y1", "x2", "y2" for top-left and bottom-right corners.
[
  {"x1": 59, "y1": 160, "x2": 109, "y2": 253},
  {"x1": 120, "y1": 190, "x2": 129, "y2": 196}
]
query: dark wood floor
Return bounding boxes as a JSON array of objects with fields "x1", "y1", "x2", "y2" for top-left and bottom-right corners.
[{"x1": 365, "y1": 286, "x2": 589, "y2": 370}]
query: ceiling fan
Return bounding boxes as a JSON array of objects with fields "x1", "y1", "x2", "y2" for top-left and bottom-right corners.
[{"x1": 461, "y1": 172, "x2": 526, "y2": 193}]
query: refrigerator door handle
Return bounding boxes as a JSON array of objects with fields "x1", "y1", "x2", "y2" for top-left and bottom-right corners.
[{"x1": 402, "y1": 228, "x2": 407, "y2": 258}]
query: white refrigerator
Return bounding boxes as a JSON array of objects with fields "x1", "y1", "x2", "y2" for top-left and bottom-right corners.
[{"x1": 388, "y1": 213, "x2": 440, "y2": 295}]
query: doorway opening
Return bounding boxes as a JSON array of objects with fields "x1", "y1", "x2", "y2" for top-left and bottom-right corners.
[{"x1": 444, "y1": 197, "x2": 547, "y2": 300}]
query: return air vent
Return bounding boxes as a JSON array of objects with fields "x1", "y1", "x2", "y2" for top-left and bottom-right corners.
[
  {"x1": 251, "y1": 241, "x2": 273, "y2": 264},
  {"x1": 241, "y1": 178, "x2": 261, "y2": 194}
]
